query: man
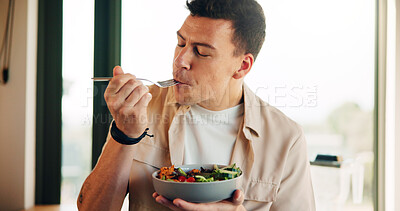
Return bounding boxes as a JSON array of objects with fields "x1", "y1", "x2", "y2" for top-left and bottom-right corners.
[{"x1": 78, "y1": 0, "x2": 315, "y2": 210}]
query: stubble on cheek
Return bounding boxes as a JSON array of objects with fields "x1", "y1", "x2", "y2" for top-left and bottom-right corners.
[
  {"x1": 175, "y1": 84, "x2": 221, "y2": 106},
  {"x1": 175, "y1": 85, "x2": 195, "y2": 104}
]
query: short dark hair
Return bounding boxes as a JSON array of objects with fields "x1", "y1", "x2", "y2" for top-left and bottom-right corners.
[{"x1": 186, "y1": 0, "x2": 266, "y2": 60}]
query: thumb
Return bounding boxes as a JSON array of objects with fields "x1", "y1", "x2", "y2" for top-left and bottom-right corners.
[
  {"x1": 113, "y1": 66, "x2": 124, "y2": 76},
  {"x1": 232, "y1": 189, "x2": 244, "y2": 205}
]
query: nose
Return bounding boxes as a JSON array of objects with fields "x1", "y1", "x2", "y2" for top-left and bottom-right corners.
[{"x1": 173, "y1": 46, "x2": 191, "y2": 70}]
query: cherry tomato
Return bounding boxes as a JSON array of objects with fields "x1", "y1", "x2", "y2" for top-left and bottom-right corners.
[
  {"x1": 187, "y1": 177, "x2": 195, "y2": 182},
  {"x1": 178, "y1": 176, "x2": 186, "y2": 182}
]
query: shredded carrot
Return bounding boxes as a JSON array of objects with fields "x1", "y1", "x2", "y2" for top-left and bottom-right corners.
[
  {"x1": 189, "y1": 169, "x2": 200, "y2": 174},
  {"x1": 158, "y1": 165, "x2": 175, "y2": 179}
]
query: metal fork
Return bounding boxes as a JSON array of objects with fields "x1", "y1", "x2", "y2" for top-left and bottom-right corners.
[{"x1": 92, "y1": 77, "x2": 180, "y2": 88}]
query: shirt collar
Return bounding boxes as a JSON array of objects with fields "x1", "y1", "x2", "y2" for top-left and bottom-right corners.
[{"x1": 242, "y1": 83, "x2": 261, "y2": 138}]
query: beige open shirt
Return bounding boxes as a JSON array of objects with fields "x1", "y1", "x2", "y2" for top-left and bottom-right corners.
[{"x1": 104, "y1": 84, "x2": 316, "y2": 211}]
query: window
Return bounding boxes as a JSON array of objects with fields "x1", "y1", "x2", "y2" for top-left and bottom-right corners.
[
  {"x1": 252, "y1": 1, "x2": 375, "y2": 210},
  {"x1": 61, "y1": 0, "x2": 94, "y2": 204},
  {"x1": 121, "y1": 0, "x2": 375, "y2": 210}
]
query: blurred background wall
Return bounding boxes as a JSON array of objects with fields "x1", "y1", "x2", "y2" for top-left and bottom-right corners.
[{"x1": 0, "y1": 0, "x2": 37, "y2": 210}]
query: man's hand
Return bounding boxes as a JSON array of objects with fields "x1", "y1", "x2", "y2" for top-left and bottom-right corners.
[
  {"x1": 104, "y1": 66, "x2": 152, "y2": 138},
  {"x1": 152, "y1": 190, "x2": 246, "y2": 211}
]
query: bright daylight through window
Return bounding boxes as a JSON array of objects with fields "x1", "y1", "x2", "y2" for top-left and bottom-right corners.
[
  {"x1": 61, "y1": 0, "x2": 94, "y2": 205},
  {"x1": 121, "y1": 0, "x2": 375, "y2": 210}
]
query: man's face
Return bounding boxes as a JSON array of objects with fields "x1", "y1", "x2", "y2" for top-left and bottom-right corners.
[{"x1": 173, "y1": 15, "x2": 243, "y2": 110}]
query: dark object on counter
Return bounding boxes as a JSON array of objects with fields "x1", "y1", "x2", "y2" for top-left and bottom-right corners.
[{"x1": 310, "y1": 154, "x2": 343, "y2": 168}]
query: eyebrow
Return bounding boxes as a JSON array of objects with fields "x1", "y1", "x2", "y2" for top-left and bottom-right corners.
[{"x1": 177, "y1": 31, "x2": 216, "y2": 50}]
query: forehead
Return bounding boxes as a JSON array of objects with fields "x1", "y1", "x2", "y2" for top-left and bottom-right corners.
[{"x1": 178, "y1": 15, "x2": 235, "y2": 48}]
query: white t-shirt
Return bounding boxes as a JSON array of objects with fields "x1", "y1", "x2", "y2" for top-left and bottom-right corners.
[{"x1": 183, "y1": 104, "x2": 244, "y2": 165}]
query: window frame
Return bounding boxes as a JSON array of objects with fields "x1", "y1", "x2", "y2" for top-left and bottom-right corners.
[
  {"x1": 35, "y1": 0, "x2": 63, "y2": 204},
  {"x1": 91, "y1": 0, "x2": 122, "y2": 168},
  {"x1": 35, "y1": 0, "x2": 122, "y2": 204}
]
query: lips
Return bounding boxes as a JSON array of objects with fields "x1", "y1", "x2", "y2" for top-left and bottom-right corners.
[{"x1": 174, "y1": 78, "x2": 190, "y2": 85}]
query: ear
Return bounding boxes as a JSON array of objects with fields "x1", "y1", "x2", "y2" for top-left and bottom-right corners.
[{"x1": 233, "y1": 53, "x2": 254, "y2": 79}]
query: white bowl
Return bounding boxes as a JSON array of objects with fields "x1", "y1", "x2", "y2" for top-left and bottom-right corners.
[{"x1": 152, "y1": 164, "x2": 242, "y2": 203}]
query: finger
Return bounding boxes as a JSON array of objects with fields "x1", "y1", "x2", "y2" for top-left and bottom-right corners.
[
  {"x1": 174, "y1": 198, "x2": 245, "y2": 211},
  {"x1": 133, "y1": 92, "x2": 152, "y2": 109},
  {"x1": 172, "y1": 198, "x2": 210, "y2": 211},
  {"x1": 231, "y1": 189, "x2": 244, "y2": 205},
  {"x1": 116, "y1": 79, "x2": 143, "y2": 100},
  {"x1": 123, "y1": 84, "x2": 149, "y2": 107},
  {"x1": 105, "y1": 79, "x2": 138, "y2": 111},
  {"x1": 106, "y1": 74, "x2": 136, "y2": 95},
  {"x1": 113, "y1": 66, "x2": 124, "y2": 76},
  {"x1": 155, "y1": 195, "x2": 181, "y2": 211}
]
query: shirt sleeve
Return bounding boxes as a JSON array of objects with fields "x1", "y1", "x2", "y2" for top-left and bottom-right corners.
[{"x1": 270, "y1": 132, "x2": 316, "y2": 211}]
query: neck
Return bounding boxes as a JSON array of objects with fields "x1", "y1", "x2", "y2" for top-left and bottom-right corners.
[{"x1": 198, "y1": 82, "x2": 243, "y2": 111}]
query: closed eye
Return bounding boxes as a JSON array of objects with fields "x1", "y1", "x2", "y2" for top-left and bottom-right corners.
[{"x1": 194, "y1": 47, "x2": 208, "y2": 57}]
